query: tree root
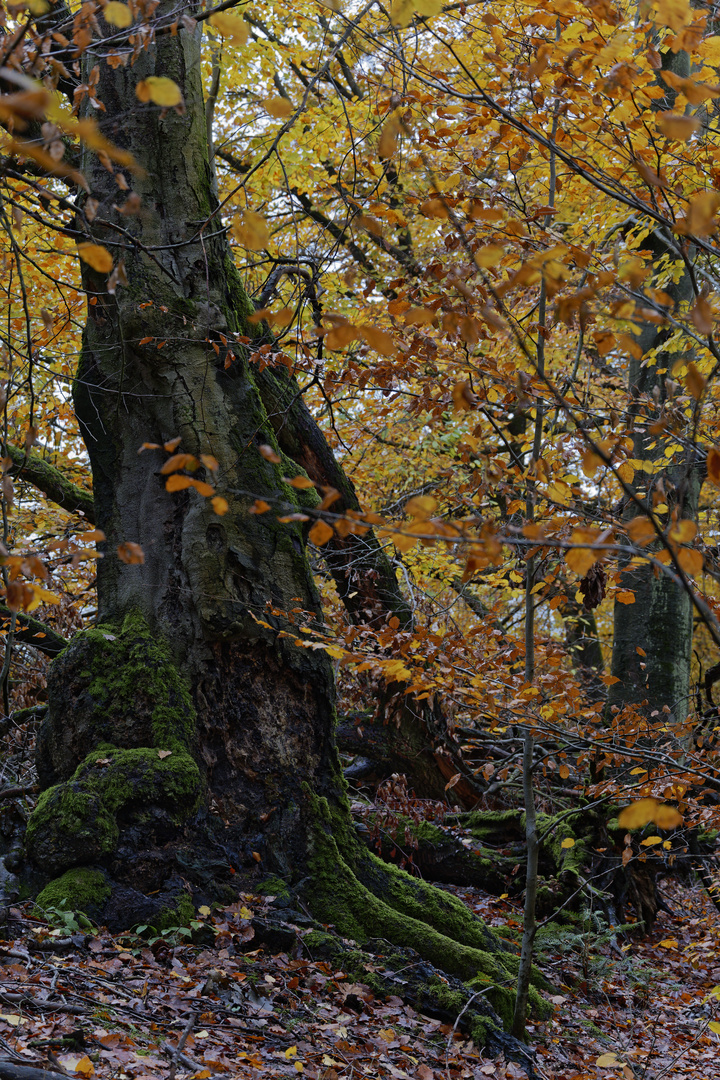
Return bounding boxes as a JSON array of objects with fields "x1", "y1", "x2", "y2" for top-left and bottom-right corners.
[
  {"x1": 301, "y1": 931, "x2": 538, "y2": 1077},
  {"x1": 307, "y1": 795, "x2": 550, "y2": 1042}
]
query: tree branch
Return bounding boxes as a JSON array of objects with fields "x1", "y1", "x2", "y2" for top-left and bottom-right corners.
[
  {"x1": 0, "y1": 604, "x2": 68, "y2": 657},
  {"x1": 7, "y1": 445, "x2": 95, "y2": 522}
]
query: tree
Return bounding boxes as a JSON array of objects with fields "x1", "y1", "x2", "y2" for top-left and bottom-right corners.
[
  {"x1": 7, "y1": 0, "x2": 720, "y2": 1059},
  {"x1": 6, "y1": 0, "x2": 528, "y2": 1052}
]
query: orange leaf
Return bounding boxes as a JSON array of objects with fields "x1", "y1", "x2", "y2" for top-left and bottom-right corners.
[
  {"x1": 259, "y1": 444, "x2": 281, "y2": 463},
  {"x1": 160, "y1": 453, "x2": 198, "y2": 474},
  {"x1": 188, "y1": 479, "x2": 215, "y2": 496},
  {"x1": 211, "y1": 496, "x2": 229, "y2": 515},
  {"x1": 77, "y1": 243, "x2": 113, "y2": 273},
  {"x1": 308, "y1": 520, "x2": 334, "y2": 546},
  {"x1": 117, "y1": 542, "x2": 144, "y2": 564},
  {"x1": 165, "y1": 474, "x2": 193, "y2": 492}
]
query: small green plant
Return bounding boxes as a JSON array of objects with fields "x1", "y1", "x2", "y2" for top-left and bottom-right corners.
[
  {"x1": 134, "y1": 918, "x2": 209, "y2": 947},
  {"x1": 37, "y1": 901, "x2": 95, "y2": 934}
]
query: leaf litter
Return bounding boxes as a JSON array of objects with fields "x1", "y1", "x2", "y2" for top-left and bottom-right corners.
[{"x1": 2, "y1": 876, "x2": 720, "y2": 1080}]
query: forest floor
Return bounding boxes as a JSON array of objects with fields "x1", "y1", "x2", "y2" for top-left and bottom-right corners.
[{"x1": 1, "y1": 874, "x2": 720, "y2": 1080}]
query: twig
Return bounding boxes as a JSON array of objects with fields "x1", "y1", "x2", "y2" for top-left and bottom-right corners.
[{"x1": 166, "y1": 1011, "x2": 196, "y2": 1080}]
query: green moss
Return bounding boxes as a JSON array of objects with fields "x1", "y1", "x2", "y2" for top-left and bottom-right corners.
[
  {"x1": 82, "y1": 610, "x2": 196, "y2": 751},
  {"x1": 157, "y1": 891, "x2": 194, "y2": 930},
  {"x1": 26, "y1": 746, "x2": 201, "y2": 873},
  {"x1": 258, "y1": 875, "x2": 291, "y2": 901},
  {"x1": 35, "y1": 867, "x2": 110, "y2": 915},
  {"x1": 305, "y1": 793, "x2": 549, "y2": 1022}
]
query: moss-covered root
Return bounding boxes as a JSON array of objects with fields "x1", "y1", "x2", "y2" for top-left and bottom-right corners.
[
  {"x1": 309, "y1": 797, "x2": 547, "y2": 1029},
  {"x1": 26, "y1": 746, "x2": 202, "y2": 875},
  {"x1": 303, "y1": 932, "x2": 537, "y2": 1076}
]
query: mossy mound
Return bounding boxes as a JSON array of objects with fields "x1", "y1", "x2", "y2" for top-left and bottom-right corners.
[
  {"x1": 36, "y1": 610, "x2": 196, "y2": 786},
  {"x1": 26, "y1": 746, "x2": 202, "y2": 875},
  {"x1": 35, "y1": 866, "x2": 111, "y2": 918}
]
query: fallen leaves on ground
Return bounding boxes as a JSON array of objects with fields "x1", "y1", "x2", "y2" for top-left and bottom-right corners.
[{"x1": 2, "y1": 877, "x2": 720, "y2": 1080}]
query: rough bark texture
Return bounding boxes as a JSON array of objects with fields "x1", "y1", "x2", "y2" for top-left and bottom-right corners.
[{"x1": 26, "y1": 5, "x2": 344, "y2": 914}]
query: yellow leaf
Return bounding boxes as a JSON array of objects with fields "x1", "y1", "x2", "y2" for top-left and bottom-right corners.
[
  {"x1": 669, "y1": 518, "x2": 697, "y2": 544},
  {"x1": 233, "y1": 211, "x2": 269, "y2": 251},
  {"x1": 559, "y1": 763, "x2": 570, "y2": 778},
  {"x1": 677, "y1": 547, "x2": 703, "y2": 575},
  {"x1": 308, "y1": 520, "x2": 334, "y2": 546},
  {"x1": 561, "y1": 837, "x2": 575, "y2": 849},
  {"x1": 659, "y1": 938, "x2": 678, "y2": 948},
  {"x1": 77, "y1": 243, "x2": 113, "y2": 273},
  {"x1": 285, "y1": 1047, "x2": 297, "y2": 1059},
  {"x1": 136, "y1": 77, "x2": 183, "y2": 108},
  {"x1": 616, "y1": 589, "x2": 635, "y2": 604},
  {"x1": 361, "y1": 325, "x2": 395, "y2": 356},
  {"x1": 685, "y1": 190, "x2": 720, "y2": 237},
  {"x1": 211, "y1": 496, "x2": 228, "y2": 516},
  {"x1": 709, "y1": 1020, "x2": 720, "y2": 1034},
  {"x1": 285, "y1": 475, "x2": 315, "y2": 490},
  {"x1": 707, "y1": 446, "x2": 720, "y2": 484},
  {"x1": 0, "y1": 1014, "x2": 25, "y2": 1026},
  {"x1": 208, "y1": 11, "x2": 248, "y2": 43},
  {"x1": 690, "y1": 296, "x2": 714, "y2": 334},
  {"x1": 627, "y1": 516, "x2": 656, "y2": 546},
  {"x1": 414, "y1": 0, "x2": 443, "y2": 14},
  {"x1": 200, "y1": 454, "x2": 219, "y2": 472},
  {"x1": 378, "y1": 116, "x2": 399, "y2": 158},
  {"x1": 405, "y1": 495, "x2": 437, "y2": 519},
  {"x1": 654, "y1": 803, "x2": 683, "y2": 828},
  {"x1": 325, "y1": 323, "x2": 357, "y2": 350},
  {"x1": 617, "y1": 798, "x2": 681, "y2": 830},
  {"x1": 104, "y1": 1, "x2": 131, "y2": 26},
  {"x1": 294, "y1": 1064, "x2": 304, "y2": 1074},
  {"x1": 474, "y1": 244, "x2": 505, "y2": 268},
  {"x1": 656, "y1": 112, "x2": 699, "y2": 141},
  {"x1": 618, "y1": 798, "x2": 660, "y2": 829},
  {"x1": 640, "y1": 835, "x2": 662, "y2": 846},
  {"x1": 264, "y1": 96, "x2": 293, "y2": 119},
  {"x1": 25, "y1": 585, "x2": 61, "y2": 612},
  {"x1": 565, "y1": 528, "x2": 603, "y2": 577},
  {"x1": 198, "y1": 905, "x2": 211, "y2": 916},
  {"x1": 595, "y1": 1054, "x2": 619, "y2": 1068}
]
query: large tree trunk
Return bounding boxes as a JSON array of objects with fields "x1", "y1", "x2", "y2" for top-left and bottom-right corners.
[{"x1": 20, "y1": 4, "x2": 526, "y2": 1040}]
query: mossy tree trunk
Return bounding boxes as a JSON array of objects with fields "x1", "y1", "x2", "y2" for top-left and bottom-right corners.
[{"x1": 22, "y1": 4, "x2": 525, "y2": 1039}]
